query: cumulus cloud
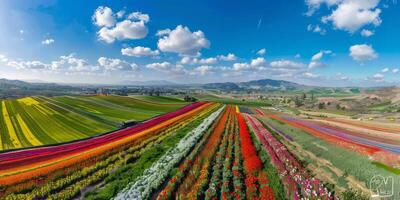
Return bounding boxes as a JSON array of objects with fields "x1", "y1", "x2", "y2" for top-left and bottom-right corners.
[
  {"x1": 156, "y1": 29, "x2": 171, "y2": 36},
  {"x1": 321, "y1": 0, "x2": 382, "y2": 33},
  {"x1": 192, "y1": 65, "x2": 213, "y2": 75},
  {"x1": 218, "y1": 53, "x2": 237, "y2": 61},
  {"x1": 308, "y1": 50, "x2": 332, "y2": 68},
  {"x1": 349, "y1": 44, "x2": 378, "y2": 61},
  {"x1": 116, "y1": 10, "x2": 125, "y2": 18},
  {"x1": 92, "y1": 6, "x2": 116, "y2": 27},
  {"x1": 97, "y1": 19, "x2": 148, "y2": 43},
  {"x1": 157, "y1": 25, "x2": 210, "y2": 56},
  {"x1": 179, "y1": 57, "x2": 218, "y2": 65},
  {"x1": 368, "y1": 73, "x2": 385, "y2": 82},
  {"x1": 305, "y1": 0, "x2": 341, "y2": 16},
  {"x1": 361, "y1": 29, "x2": 374, "y2": 37},
  {"x1": 301, "y1": 72, "x2": 320, "y2": 78},
  {"x1": 41, "y1": 39, "x2": 55, "y2": 45},
  {"x1": 233, "y1": 57, "x2": 266, "y2": 71},
  {"x1": 127, "y1": 12, "x2": 150, "y2": 23},
  {"x1": 51, "y1": 54, "x2": 98, "y2": 72},
  {"x1": 121, "y1": 46, "x2": 160, "y2": 57},
  {"x1": 257, "y1": 48, "x2": 266, "y2": 56},
  {"x1": 392, "y1": 68, "x2": 399, "y2": 73},
  {"x1": 93, "y1": 6, "x2": 149, "y2": 43},
  {"x1": 5, "y1": 54, "x2": 99, "y2": 72},
  {"x1": 98, "y1": 57, "x2": 138, "y2": 71},
  {"x1": 270, "y1": 59, "x2": 305, "y2": 69},
  {"x1": 307, "y1": 24, "x2": 326, "y2": 35},
  {"x1": 381, "y1": 67, "x2": 389, "y2": 73},
  {"x1": 146, "y1": 62, "x2": 173, "y2": 71},
  {"x1": 7, "y1": 60, "x2": 49, "y2": 70}
]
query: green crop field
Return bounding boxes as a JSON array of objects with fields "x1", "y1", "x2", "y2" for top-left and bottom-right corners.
[{"x1": 0, "y1": 95, "x2": 187, "y2": 151}]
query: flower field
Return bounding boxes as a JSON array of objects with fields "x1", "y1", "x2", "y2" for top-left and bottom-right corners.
[
  {"x1": 0, "y1": 95, "x2": 187, "y2": 150},
  {"x1": 255, "y1": 108, "x2": 400, "y2": 199},
  {"x1": 0, "y1": 101, "x2": 215, "y2": 199},
  {"x1": 3, "y1": 98, "x2": 396, "y2": 199}
]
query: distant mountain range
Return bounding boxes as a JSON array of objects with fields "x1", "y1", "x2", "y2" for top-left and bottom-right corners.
[{"x1": 203, "y1": 79, "x2": 308, "y2": 91}]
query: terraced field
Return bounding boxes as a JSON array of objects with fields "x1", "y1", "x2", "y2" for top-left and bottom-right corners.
[{"x1": 0, "y1": 95, "x2": 187, "y2": 151}]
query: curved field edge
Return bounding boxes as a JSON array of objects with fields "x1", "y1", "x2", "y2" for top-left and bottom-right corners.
[
  {"x1": 0, "y1": 102, "x2": 213, "y2": 199},
  {"x1": 0, "y1": 95, "x2": 188, "y2": 151}
]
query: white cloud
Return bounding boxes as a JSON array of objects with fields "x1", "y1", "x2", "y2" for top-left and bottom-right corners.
[
  {"x1": 41, "y1": 38, "x2": 55, "y2": 45},
  {"x1": 116, "y1": 10, "x2": 125, "y2": 18},
  {"x1": 97, "y1": 19, "x2": 148, "y2": 43},
  {"x1": 98, "y1": 57, "x2": 138, "y2": 71},
  {"x1": 3, "y1": 54, "x2": 100, "y2": 72},
  {"x1": 51, "y1": 54, "x2": 98, "y2": 72},
  {"x1": 146, "y1": 62, "x2": 173, "y2": 71},
  {"x1": 127, "y1": 12, "x2": 150, "y2": 23},
  {"x1": 121, "y1": 46, "x2": 160, "y2": 57},
  {"x1": 233, "y1": 63, "x2": 251, "y2": 71},
  {"x1": 270, "y1": 59, "x2": 305, "y2": 69},
  {"x1": 157, "y1": 25, "x2": 210, "y2": 56},
  {"x1": 193, "y1": 65, "x2": 213, "y2": 75},
  {"x1": 361, "y1": 29, "x2": 374, "y2": 37},
  {"x1": 250, "y1": 57, "x2": 266, "y2": 67},
  {"x1": 381, "y1": 67, "x2": 389, "y2": 73},
  {"x1": 19, "y1": 30, "x2": 24, "y2": 34},
  {"x1": 349, "y1": 44, "x2": 378, "y2": 61},
  {"x1": 321, "y1": 0, "x2": 382, "y2": 33},
  {"x1": 307, "y1": 24, "x2": 326, "y2": 35},
  {"x1": 93, "y1": 7, "x2": 149, "y2": 43},
  {"x1": 305, "y1": 0, "x2": 341, "y2": 16},
  {"x1": 369, "y1": 73, "x2": 385, "y2": 82},
  {"x1": 301, "y1": 72, "x2": 320, "y2": 78},
  {"x1": 179, "y1": 57, "x2": 217, "y2": 65},
  {"x1": 309, "y1": 50, "x2": 332, "y2": 68},
  {"x1": 218, "y1": 53, "x2": 237, "y2": 61},
  {"x1": 199, "y1": 57, "x2": 217, "y2": 65},
  {"x1": 0, "y1": 54, "x2": 9, "y2": 62},
  {"x1": 308, "y1": 61, "x2": 325, "y2": 68},
  {"x1": 7, "y1": 60, "x2": 49, "y2": 70},
  {"x1": 156, "y1": 29, "x2": 171, "y2": 36},
  {"x1": 232, "y1": 57, "x2": 266, "y2": 71},
  {"x1": 257, "y1": 48, "x2": 266, "y2": 56},
  {"x1": 92, "y1": 6, "x2": 116, "y2": 27},
  {"x1": 392, "y1": 68, "x2": 399, "y2": 73}
]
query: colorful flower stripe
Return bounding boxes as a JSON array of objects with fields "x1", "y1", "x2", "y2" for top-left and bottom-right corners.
[
  {"x1": 0, "y1": 102, "x2": 209, "y2": 185},
  {"x1": 327, "y1": 118, "x2": 400, "y2": 134},
  {"x1": 269, "y1": 114, "x2": 381, "y2": 155},
  {"x1": 244, "y1": 114, "x2": 335, "y2": 200},
  {"x1": 174, "y1": 106, "x2": 232, "y2": 199},
  {"x1": 238, "y1": 112, "x2": 275, "y2": 200},
  {"x1": 2, "y1": 103, "x2": 214, "y2": 198},
  {"x1": 238, "y1": 113, "x2": 262, "y2": 173},
  {"x1": 284, "y1": 117, "x2": 400, "y2": 154},
  {"x1": 114, "y1": 106, "x2": 225, "y2": 200},
  {"x1": 0, "y1": 102, "x2": 204, "y2": 165},
  {"x1": 255, "y1": 109, "x2": 294, "y2": 141}
]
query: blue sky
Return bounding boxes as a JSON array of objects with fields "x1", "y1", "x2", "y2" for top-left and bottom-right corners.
[{"x1": 0, "y1": 0, "x2": 399, "y2": 86}]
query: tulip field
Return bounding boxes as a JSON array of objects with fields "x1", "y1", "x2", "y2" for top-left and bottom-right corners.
[
  {"x1": 0, "y1": 95, "x2": 187, "y2": 151},
  {"x1": 1, "y1": 95, "x2": 399, "y2": 199}
]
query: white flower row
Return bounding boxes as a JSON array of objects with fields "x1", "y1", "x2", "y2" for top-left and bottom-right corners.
[{"x1": 114, "y1": 105, "x2": 225, "y2": 200}]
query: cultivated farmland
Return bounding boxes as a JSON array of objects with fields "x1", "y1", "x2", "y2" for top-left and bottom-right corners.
[
  {"x1": 0, "y1": 95, "x2": 187, "y2": 150},
  {"x1": 1, "y1": 96, "x2": 399, "y2": 199}
]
